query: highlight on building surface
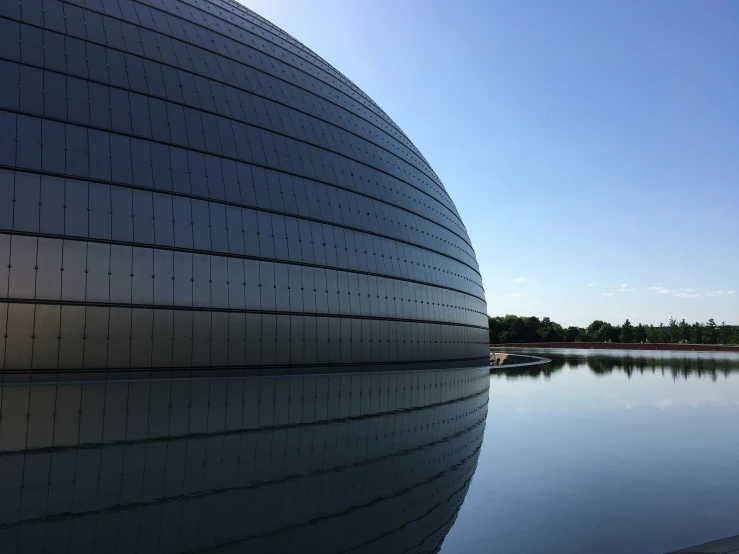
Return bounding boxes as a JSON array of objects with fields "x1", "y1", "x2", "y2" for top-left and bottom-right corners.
[{"x1": 0, "y1": 0, "x2": 487, "y2": 371}]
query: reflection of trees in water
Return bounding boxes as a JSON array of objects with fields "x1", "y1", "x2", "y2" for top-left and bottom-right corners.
[
  {"x1": 494, "y1": 355, "x2": 739, "y2": 381},
  {"x1": 564, "y1": 355, "x2": 739, "y2": 381},
  {"x1": 494, "y1": 358, "x2": 567, "y2": 380}
]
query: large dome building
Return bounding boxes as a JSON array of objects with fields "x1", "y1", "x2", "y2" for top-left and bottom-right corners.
[{"x1": 0, "y1": 0, "x2": 487, "y2": 372}]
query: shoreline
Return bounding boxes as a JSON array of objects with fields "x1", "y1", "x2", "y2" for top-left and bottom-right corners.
[{"x1": 491, "y1": 342, "x2": 739, "y2": 353}]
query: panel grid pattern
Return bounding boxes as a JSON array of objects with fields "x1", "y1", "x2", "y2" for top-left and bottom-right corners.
[
  {"x1": 0, "y1": 367, "x2": 489, "y2": 552},
  {"x1": 0, "y1": 0, "x2": 488, "y2": 371}
]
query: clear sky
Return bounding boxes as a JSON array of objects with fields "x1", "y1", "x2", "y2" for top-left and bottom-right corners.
[{"x1": 242, "y1": 0, "x2": 739, "y2": 326}]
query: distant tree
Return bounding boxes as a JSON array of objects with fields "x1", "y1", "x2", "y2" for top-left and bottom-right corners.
[
  {"x1": 525, "y1": 317, "x2": 541, "y2": 342},
  {"x1": 488, "y1": 316, "x2": 504, "y2": 343},
  {"x1": 488, "y1": 315, "x2": 733, "y2": 346},
  {"x1": 497, "y1": 315, "x2": 528, "y2": 343},
  {"x1": 668, "y1": 317, "x2": 680, "y2": 343},
  {"x1": 611, "y1": 323, "x2": 623, "y2": 343},
  {"x1": 719, "y1": 322, "x2": 732, "y2": 345},
  {"x1": 620, "y1": 319, "x2": 634, "y2": 343},
  {"x1": 564, "y1": 326, "x2": 581, "y2": 342},
  {"x1": 550, "y1": 323, "x2": 565, "y2": 341},
  {"x1": 679, "y1": 319, "x2": 690, "y2": 343},
  {"x1": 659, "y1": 323, "x2": 666, "y2": 342},
  {"x1": 690, "y1": 322, "x2": 703, "y2": 345},
  {"x1": 538, "y1": 317, "x2": 564, "y2": 342},
  {"x1": 586, "y1": 320, "x2": 606, "y2": 342},
  {"x1": 705, "y1": 319, "x2": 718, "y2": 344}
]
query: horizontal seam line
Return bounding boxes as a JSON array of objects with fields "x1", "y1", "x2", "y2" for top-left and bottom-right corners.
[
  {"x1": 0, "y1": 53, "x2": 472, "y2": 250},
  {"x1": 219, "y1": 0, "x2": 428, "y2": 164},
  {"x1": 185, "y1": 430, "x2": 485, "y2": 552},
  {"x1": 0, "y1": 131, "x2": 479, "y2": 275},
  {"x1": 8, "y1": 10, "x2": 462, "y2": 226},
  {"x1": 196, "y1": 0, "x2": 450, "y2": 199},
  {"x1": 207, "y1": 0, "x2": 409, "y2": 147},
  {"x1": 118, "y1": 0, "x2": 451, "y2": 199},
  {"x1": 0, "y1": 389, "x2": 489, "y2": 456},
  {"x1": 0, "y1": 297, "x2": 490, "y2": 330},
  {"x1": 0, "y1": 356, "x2": 491, "y2": 379},
  {"x1": 0, "y1": 229, "x2": 486, "y2": 302},
  {"x1": 149, "y1": 0, "x2": 445, "y2": 192},
  {"x1": 0, "y1": 421, "x2": 486, "y2": 533}
]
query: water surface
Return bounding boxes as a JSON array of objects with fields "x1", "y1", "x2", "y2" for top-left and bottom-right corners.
[
  {"x1": 441, "y1": 349, "x2": 739, "y2": 554},
  {"x1": 4, "y1": 351, "x2": 737, "y2": 553},
  {"x1": 0, "y1": 366, "x2": 489, "y2": 553}
]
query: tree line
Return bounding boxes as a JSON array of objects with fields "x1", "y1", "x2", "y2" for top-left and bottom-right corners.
[
  {"x1": 489, "y1": 315, "x2": 739, "y2": 345},
  {"x1": 495, "y1": 353, "x2": 739, "y2": 380}
]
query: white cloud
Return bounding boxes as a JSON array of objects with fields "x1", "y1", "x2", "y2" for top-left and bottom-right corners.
[
  {"x1": 587, "y1": 283, "x2": 594, "y2": 287},
  {"x1": 513, "y1": 277, "x2": 527, "y2": 282},
  {"x1": 602, "y1": 293, "x2": 614, "y2": 297},
  {"x1": 706, "y1": 291, "x2": 723, "y2": 296},
  {"x1": 675, "y1": 292, "x2": 700, "y2": 298},
  {"x1": 649, "y1": 287, "x2": 672, "y2": 294},
  {"x1": 729, "y1": 291, "x2": 737, "y2": 295},
  {"x1": 680, "y1": 287, "x2": 695, "y2": 292},
  {"x1": 503, "y1": 292, "x2": 522, "y2": 298},
  {"x1": 620, "y1": 284, "x2": 628, "y2": 288}
]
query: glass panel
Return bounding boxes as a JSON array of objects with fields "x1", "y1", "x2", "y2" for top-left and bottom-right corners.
[
  {"x1": 88, "y1": 183, "x2": 112, "y2": 240},
  {"x1": 210, "y1": 255, "x2": 228, "y2": 309},
  {"x1": 43, "y1": 71, "x2": 66, "y2": 120},
  {"x1": 8, "y1": 235, "x2": 37, "y2": 299},
  {"x1": 16, "y1": 115, "x2": 42, "y2": 170},
  {"x1": 173, "y1": 196, "x2": 194, "y2": 250},
  {"x1": 173, "y1": 251, "x2": 193, "y2": 307},
  {"x1": 64, "y1": 179, "x2": 88, "y2": 238},
  {"x1": 85, "y1": 242, "x2": 110, "y2": 303},
  {"x1": 153, "y1": 193, "x2": 175, "y2": 247},
  {"x1": 151, "y1": 142, "x2": 173, "y2": 191},
  {"x1": 13, "y1": 172, "x2": 40, "y2": 233},
  {"x1": 109, "y1": 244, "x2": 132, "y2": 304},
  {"x1": 65, "y1": 124, "x2": 88, "y2": 177},
  {"x1": 153, "y1": 249, "x2": 174, "y2": 306},
  {"x1": 111, "y1": 186, "x2": 134, "y2": 242},
  {"x1": 88, "y1": 129, "x2": 112, "y2": 182},
  {"x1": 19, "y1": 65, "x2": 43, "y2": 115},
  {"x1": 40, "y1": 175, "x2": 65, "y2": 235},
  {"x1": 132, "y1": 190, "x2": 154, "y2": 245}
]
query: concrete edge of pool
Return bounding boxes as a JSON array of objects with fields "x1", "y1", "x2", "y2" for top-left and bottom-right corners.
[{"x1": 489, "y1": 352, "x2": 552, "y2": 369}]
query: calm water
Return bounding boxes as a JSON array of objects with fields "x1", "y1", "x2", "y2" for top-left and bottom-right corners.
[
  {"x1": 0, "y1": 366, "x2": 489, "y2": 553},
  {"x1": 441, "y1": 349, "x2": 739, "y2": 554},
  {"x1": 1, "y1": 351, "x2": 737, "y2": 553}
]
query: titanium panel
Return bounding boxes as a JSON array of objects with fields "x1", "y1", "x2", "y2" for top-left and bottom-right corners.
[{"x1": 0, "y1": 0, "x2": 487, "y2": 371}]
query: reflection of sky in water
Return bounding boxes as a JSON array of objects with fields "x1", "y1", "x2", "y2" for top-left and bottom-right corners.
[
  {"x1": 0, "y1": 367, "x2": 489, "y2": 553},
  {"x1": 441, "y1": 351, "x2": 739, "y2": 554}
]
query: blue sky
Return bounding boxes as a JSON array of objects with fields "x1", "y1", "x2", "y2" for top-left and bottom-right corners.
[{"x1": 243, "y1": 0, "x2": 739, "y2": 326}]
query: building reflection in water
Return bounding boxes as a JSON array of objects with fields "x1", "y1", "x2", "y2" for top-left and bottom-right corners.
[{"x1": 0, "y1": 366, "x2": 489, "y2": 553}]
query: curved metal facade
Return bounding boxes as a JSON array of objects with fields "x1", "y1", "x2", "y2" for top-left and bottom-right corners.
[
  {"x1": 0, "y1": 0, "x2": 487, "y2": 371},
  {"x1": 0, "y1": 367, "x2": 489, "y2": 552}
]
